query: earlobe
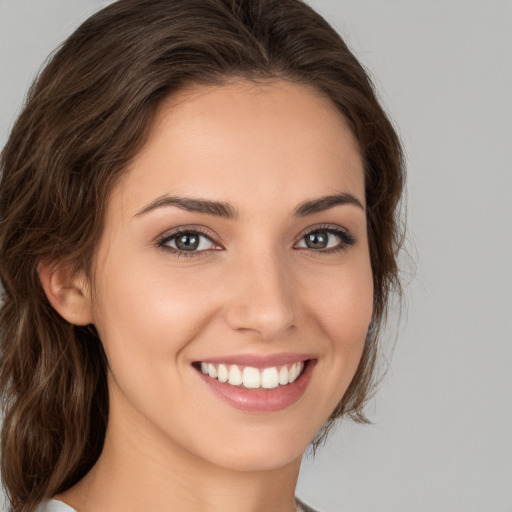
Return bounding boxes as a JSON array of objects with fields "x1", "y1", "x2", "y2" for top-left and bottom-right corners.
[{"x1": 38, "y1": 260, "x2": 94, "y2": 326}]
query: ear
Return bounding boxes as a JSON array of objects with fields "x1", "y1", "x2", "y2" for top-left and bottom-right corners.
[{"x1": 38, "y1": 260, "x2": 94, "y2": 326}]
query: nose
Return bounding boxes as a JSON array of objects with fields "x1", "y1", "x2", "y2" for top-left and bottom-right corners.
[{"x1": 222, "y1": 250, "x2": 297, "y2": 342}]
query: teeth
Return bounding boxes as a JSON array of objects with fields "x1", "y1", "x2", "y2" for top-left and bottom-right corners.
[
  {"x1": 289, "y1": 362, "x2": 299, "y2": 383},
  {"x1": 261, "y1": 367, "x2": 279, "y2": 389},
  {"x1": 199, "y1": 361, "x2": 305, "y2": 389},
  {"x1": 228, "y1": 365, "x2": 243, "y2": 386},
  {"x1": 278, "y1": 365, "x2": 289, "y2": 385},
  {"x1": 217, "y1": 364, "x2": 228, "y2": 383},
  {"x1": 208, "y1": 363, "x2": 217, "y2": 379},
  {"x1": 242, "y1": 367, "x2": 260, "y2": 388}
]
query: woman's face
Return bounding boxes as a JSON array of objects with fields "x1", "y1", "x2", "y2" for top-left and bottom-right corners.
[{"x1": 89, "y1": 79, "x2": 373, "y2": 472}]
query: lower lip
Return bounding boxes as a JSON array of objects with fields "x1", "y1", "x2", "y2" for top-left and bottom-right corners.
[{"x1": 195, "y1": 360, "x2": 316, "y2": 412}]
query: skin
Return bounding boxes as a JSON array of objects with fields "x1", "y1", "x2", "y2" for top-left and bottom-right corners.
[{"x1": 48, "y1": 79, "x2": 373, "y2": 512}]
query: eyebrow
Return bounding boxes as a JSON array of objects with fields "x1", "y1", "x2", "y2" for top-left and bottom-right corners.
[
  {"x1": 135, "y1": 195, "x2": 239, "y2": 219},
  {"x1": 294, "y1": 193, "x2": 365, "y2": 216},
  {"x1": 134, "y1": 192, "x2": 365, "y2": 219}
]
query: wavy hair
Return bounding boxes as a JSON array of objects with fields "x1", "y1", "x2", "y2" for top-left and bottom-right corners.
[{"x1": 0, "y1": 0, "x2": 405, "y2": 510}]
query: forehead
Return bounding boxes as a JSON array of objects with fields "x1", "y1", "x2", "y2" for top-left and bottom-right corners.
[{"x1": 112, "y1": 78, "x2": 365, "y2": 219}]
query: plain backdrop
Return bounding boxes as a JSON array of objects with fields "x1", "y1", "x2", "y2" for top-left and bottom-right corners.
[{"x1": 1, "y1": 1, "x2": 511, "y2": 511}]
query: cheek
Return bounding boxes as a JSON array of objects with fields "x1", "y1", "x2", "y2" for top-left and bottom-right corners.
[
  {"x1": 89, "y1": 263, "x2": 216, "y2": 437},
  {"x1": 306, "y1": 258, "x2": 374, "y2": 389},
  {"x1": 90, "y1": 259, "x2": 212, "y2": 374},
  {"x1": 330, "y1": 275, "x2": 373, "y2": 343},
  {"x1": 308, "y1": 259, "x2": 374, "y2": 342}
]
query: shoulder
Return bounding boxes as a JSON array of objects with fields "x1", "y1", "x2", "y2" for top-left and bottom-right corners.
[{"x1": 35, "y1": 500, "x2": 77, "y2": 512}]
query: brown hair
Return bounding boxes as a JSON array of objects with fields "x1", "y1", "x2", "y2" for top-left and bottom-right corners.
[{"x1": 0, "y1": 0, "x2": 405, "y2": 510}]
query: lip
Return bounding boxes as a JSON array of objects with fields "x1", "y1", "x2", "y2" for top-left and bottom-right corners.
[{"x1": 194, "y1": 357, "x2": 317, "y2": 412}]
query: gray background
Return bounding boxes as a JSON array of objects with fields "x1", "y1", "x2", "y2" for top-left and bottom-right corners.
[{"x1": 1, "y1": 1, "x2": 511, "y2": 511}]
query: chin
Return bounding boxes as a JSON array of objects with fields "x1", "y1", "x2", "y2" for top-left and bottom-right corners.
[
  {"x1": 208, "y1": 444, "x2": 305, "y2": 473},
  {"x1": 189, "y1": 419, "x2": 318, "y2": 473}
]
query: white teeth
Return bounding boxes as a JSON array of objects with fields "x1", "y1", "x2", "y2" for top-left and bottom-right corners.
[
  {"x1": 278, "y1": 365, "x2": 289, "y2": 385},
  {"x1": 217, "y1": 364, "x2": 228, "y2": 383},
  {"x1": 228, "y1": 365, "x2": 243, "y2": 386},
  {"x1": 208, "y1": 363, "x2": 217, "y2": 379},
  {"x1": 289, "y1": 362, "x2": 299, "y2": 383},
  {"x1": 199, "y1": 361, "x2": 306, "y2": 389},
  {"x1": 261, "y1": 367, "x2": 279, "y2": 389},
  {"x1": 242, "y1": 367, "x2": 260, "y2": 388},
  {"x1": 293, "y1": 362, "x2": 304, "y2": 382}
]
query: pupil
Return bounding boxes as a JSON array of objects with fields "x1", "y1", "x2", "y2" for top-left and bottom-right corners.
[
  {"x1": 176, "y1": 233, "x2": 199, "y2": 251},
  {"x1": 306, "y1": 232, "x2": 327, "y2": 249}
]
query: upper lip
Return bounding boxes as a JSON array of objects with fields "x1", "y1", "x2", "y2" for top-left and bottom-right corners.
[{"x1": 193, "y1": 353, "x2": 315, "y2": 369}]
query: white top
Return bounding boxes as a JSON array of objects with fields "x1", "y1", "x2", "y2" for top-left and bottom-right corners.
[
  {"x1": 36, "y1": 501, "x2": 75, "y2": 512},
  {"x1": 36, "y1": 498, "x2": 318, "y2": 511}
]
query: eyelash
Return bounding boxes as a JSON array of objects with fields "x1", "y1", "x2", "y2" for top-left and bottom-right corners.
[
  {"x1": 156, "y1": 227, "x2": 216, "y2": 259},
  {"x1": 156, "y1": 224, "x2": 356, "y2": 260}
]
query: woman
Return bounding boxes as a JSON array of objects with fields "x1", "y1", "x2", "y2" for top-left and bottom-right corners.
[{"x1": 0, "y1": 0, "x2": 404, "y2": 511}]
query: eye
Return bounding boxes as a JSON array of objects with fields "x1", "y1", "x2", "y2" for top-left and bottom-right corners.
[
  {"x1": 157, "y1": 228, "x2": 219, "y2": 258},
  {"x1": 295, "y1": 225, "x2": 356, "y2": 253}
]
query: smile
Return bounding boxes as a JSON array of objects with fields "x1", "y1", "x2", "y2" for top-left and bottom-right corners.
[
  {"x1": 199, "y1": 361, "x2": 305, "y2": 389},
  {"x1": 193, "y1": 356, "x2": 315, "y2": 412}
]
